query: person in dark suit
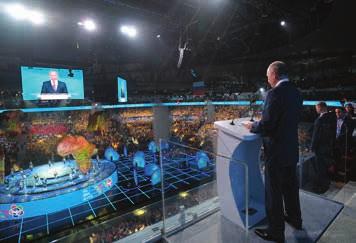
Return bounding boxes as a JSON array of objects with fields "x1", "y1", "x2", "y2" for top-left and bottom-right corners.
[
  {"x1": 40, "y1": 71, "x2": 68, "y2": 94},
  {"x1": 344, "y1": 103, "x2": 356, "y2": 181},
  {"x1": 335, "y1": 108, "x2": 353, "y2": 153},
  {"x1": 334, "y1": 108, "x2": 354, "y2": 181},
  {"x1": 345, "y1": 103, "x2": 355, "y2": 119},
  {"x1": 244, "y1": 61, "x2": 303, "y2": 243},
  {"x1": 310, "y1": 102, "x2": 336, "y2": 193}
]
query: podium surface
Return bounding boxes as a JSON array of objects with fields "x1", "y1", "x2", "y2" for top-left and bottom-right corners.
[
  {"x1": 39, "y1": 93, "x2": 70, "y2": 100},
  {"x1": 214, "y1": 118, "x2": 265, "y2": 229}
]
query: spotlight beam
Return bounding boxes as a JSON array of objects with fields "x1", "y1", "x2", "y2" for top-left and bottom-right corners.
[
  {"x1": 120, "y1": 25, "x2": 137, "y2": 38},
  {"x1": 4, "y1": 3, "x2": 45, "y2": 25},
  {"x1": 78, "y1": 19, "x2": 97, "y2": 32}
]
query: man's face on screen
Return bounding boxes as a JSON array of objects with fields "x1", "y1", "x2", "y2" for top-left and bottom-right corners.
[{"x1": 49, "y1": 71, "x2": 58, "y2": 81}]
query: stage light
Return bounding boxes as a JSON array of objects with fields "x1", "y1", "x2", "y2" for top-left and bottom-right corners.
[
  {"x1": 179, "y1": 191, "x2": 189, "y2": 198},
  {"x1": 29, "y1": 10, "x2": 45, "y2": 25},
  {"x1": 259, "y1": 88, "x2": 265, "y2": 92},
  {"x1": 4, "y1": 3, "x2": 45, "y2": 25},
  {"x1": 78, "y1": 19, "x2": 96, "y2": 31},
  {"x1": 156, "y1": 34, "x2": 161, "y2": 38},
  {"x1": 120, "y1": 25, "x2": 137, "y2": 38},
  {"x1": 133, "y1": 209, "x2": 146, "y2": 216},
  {"x1": 4, "y1": 3, "x2": 27, "y2": 20},
  {"x1": 280, "y1": 20, "x2": 286, "y2": 26}
]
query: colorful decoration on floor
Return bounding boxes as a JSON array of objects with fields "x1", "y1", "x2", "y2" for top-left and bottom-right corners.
[
  {"x1": 57, "y1": 136, "x2": 97, "y2": 174},
  {"x1": 8, "y1": 204, "x2": 24, "y2": 218}
]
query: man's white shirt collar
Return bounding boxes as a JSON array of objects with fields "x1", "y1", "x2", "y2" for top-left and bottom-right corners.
[
  {"x1": 51, "y1": 80, "x2": 58, "y2": 86},
  {"x1": 320, "y1": 112, "x2": 327, "y2": 117},
  {"x1": 275, "y1": 78, "x2": 289, "y2": 88}
]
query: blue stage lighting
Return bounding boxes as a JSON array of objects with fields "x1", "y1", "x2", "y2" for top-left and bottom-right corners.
[
  {"x1": 133, "y1": 151, "x2": 145, "y2": 168},
  {"x1": 144, "y1": 163, "x2": 160, "y2": 177},
  {"x1": 151, "y1": 169, "x2": 161, "y2": 186},
  {"x1": 123, "y1": 145, "x2": 128, "y2": 157},
  {"x1": 160, "y1": 140, "x2": 169, "y2": 151},
  {"x1": 195, "y1": 151, "x2": 209, "y2": 169},
  {"x1": 104, "y1": 147, "x2": 120, "y2": 162},
  {"x1": 148, "y1": 141, "x2": 157, "y2": 153},
  {"x1": 133, "y1": 168, "x2": 139, "y2": 186}
]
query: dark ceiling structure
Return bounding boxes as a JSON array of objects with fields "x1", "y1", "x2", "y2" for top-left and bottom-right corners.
[{"x1": 0, "y1": 0, "x2": 338, "y2": 67}]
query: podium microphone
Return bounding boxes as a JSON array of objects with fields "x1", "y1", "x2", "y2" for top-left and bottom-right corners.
[
  {"x1": 250, "y1": 110, "x2": 255, "y2": 122},
  {"x1": 249, "y1": 97, "x2": 257, "y2": 122}
]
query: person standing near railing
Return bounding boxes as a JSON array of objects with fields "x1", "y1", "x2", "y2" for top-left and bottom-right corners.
[
  {"x1": 334, "y1": 108, "x2": 354, "y2": 181},
  {"x1": 344, "y1": 103, "x2": 356, "y2": 181},
  {"x1": 310, "y1": 102, "x2": 336, "y2": 193}
]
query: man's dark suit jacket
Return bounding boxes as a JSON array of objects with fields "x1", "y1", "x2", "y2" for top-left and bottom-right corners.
[
  {"x1": 251, "y1": 82, "x2": 303, "y2": 167},
  {"x1": 336, "y1": 116, "x2": 354, "y2": 149},
  {"x1": 40, "y1": 81, "x2": 68, "y2": 94},
  {"x1": 311, "y1": 112, "x2": 336, "y2": 155}
]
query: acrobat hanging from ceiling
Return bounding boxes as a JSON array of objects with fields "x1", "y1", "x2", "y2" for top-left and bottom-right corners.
[{"x1": 177, "y1": 35, "x2": 191, "y2": 69}]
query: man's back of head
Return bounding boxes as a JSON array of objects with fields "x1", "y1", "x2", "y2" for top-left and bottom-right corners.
[
  {"x1": 267, "y1": 61, "x2": 288, "y2": 87},
  {"x1": 316, "y1": 101, "x2": 328, "y2": 114},
  {"x1": 269, "y1": 61, "x2": 288, "y2": 79}
]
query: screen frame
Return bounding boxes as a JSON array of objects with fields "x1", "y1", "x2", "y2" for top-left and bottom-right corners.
[{"x1": 20, "y1": 65, "x2": 85, "y2": 101}]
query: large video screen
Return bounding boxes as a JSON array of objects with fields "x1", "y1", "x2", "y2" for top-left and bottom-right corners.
[
  {"x1": 21, "y1": 66, "x2": 84, "y2": 100},
  {"x1": 117, "y1": 76, "x2": 128, "y2": 103}
]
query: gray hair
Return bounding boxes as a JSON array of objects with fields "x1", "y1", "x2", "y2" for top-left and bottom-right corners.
[{"x1": 269, "y1": 61, "x2": 288, "y2": 79}]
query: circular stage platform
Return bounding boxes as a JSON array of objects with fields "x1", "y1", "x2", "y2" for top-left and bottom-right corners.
[{"x1": 0, "y1": 159, "x2": 117, "y2": 220}]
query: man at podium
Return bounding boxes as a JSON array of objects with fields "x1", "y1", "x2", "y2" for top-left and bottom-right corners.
[
  {"x1": 41, "y1": 71, "x2": 68, "y2": 94},
  {"x1": 245, "y1": 61, "x2": 303, "y2": 243}
]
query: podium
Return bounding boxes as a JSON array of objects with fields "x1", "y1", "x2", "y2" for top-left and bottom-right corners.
[
  {"x1": 39, "y1": 93, "x2": 70, "y2": 100},
  {"x1": 214, "y1": 118, "x2": 265, "y2": 229}
]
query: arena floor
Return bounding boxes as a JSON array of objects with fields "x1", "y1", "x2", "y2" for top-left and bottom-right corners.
[{"x1": 0, "y1": 150, "x2": 215, "y2": 242}]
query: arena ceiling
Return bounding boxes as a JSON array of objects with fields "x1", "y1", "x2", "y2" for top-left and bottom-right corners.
[{"x1": 0, "y1": 0, "x2": 340, "y2": 66}]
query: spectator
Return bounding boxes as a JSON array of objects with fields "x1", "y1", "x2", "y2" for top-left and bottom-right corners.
[
  {"x1": 311, "y1": 102, "x2": 336, "y2": 193},
  {"x1": 334, "y1": 108, "x2": 354, "y2": 182}
]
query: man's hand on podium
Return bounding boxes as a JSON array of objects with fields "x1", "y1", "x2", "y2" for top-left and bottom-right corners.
[{"x1": 243, "y1": 121, "x2": 253, "y2": 130}]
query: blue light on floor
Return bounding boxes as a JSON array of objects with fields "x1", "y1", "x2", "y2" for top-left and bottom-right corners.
[
  {"x1": 104, "y1": 147, "x2": 120, "y2": 162},
  {"x1": 148, "y1": 141, "x2": 158, "y2": 153},
  {"x1": 160, "y1": 140, "x2": 170, "y2": 151},
  {"x1": 133, "y1": 151, "x2": 146, "y2": 168},
  {"x1": 151, "y1": 169, "x2": 161, "y2": 186},
  {"x1": 195, "y1": 151, "x2": 209, "y2": 169},
  {"x1": 144, "y1": 163, "x2": 160, "y2": 177}
]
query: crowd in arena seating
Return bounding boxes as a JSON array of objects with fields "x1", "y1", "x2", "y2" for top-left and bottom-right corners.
[
  {"x1": 0, "y1": 98, "x2": 355, "y2": 242},
  {"x1": 0, "y1": 105, "x2": 256, "y2": 172},
  {"x1": 0, "y1": 103, "x2": 335, "y2": 175},
  {"x1": 87, "y1": 183, "x2": 217, "y2": 243}
]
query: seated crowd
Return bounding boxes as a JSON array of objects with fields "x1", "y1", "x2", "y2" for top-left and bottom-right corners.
[
  {"x1": 0, "y1": 105, "x2": 251, "y2": 173},
  {"x1": 87, "y1": 183, "x2": 217, "y2": 243}
]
